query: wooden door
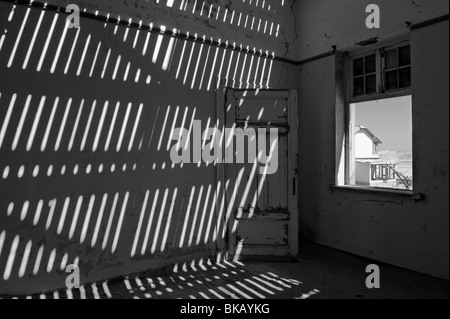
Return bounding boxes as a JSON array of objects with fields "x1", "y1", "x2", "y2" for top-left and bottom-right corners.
[{"x1": 224, "y1": 89, "x2": 298, "y2": 262}]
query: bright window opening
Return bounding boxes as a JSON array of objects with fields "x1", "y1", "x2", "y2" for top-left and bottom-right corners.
[{"x1": 351, "y1": 95, "x2": 413, "y2": 190}]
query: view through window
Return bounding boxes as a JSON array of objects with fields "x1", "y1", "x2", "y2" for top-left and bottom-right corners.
[{"x1": 352, "y1": 95, "x2": 413, "y2": 190}]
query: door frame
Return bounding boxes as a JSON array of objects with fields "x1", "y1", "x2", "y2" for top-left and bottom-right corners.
[{"x1": 216, "y1": 87, "x2": 299, "y2": 262}]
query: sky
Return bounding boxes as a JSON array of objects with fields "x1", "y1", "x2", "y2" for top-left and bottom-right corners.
[{"x1": 355, "y1": 95, "x2": 413, "y2": 152}]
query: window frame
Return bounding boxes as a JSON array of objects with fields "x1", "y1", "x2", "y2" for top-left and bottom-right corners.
[
  {"x1": 382, "y1": 45, "x2": 412, "y2": 93},
  {"x1": 350, "y1": 50, "x2": 382, "y2": 98},
  {"x1": 337, "y1": 38, "x2": 414, "y2": 193},
  {"x1": 348, "y1": 40, "x2": 412, "y2": 104}
]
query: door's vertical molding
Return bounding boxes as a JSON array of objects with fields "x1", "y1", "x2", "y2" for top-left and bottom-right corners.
[
  {"x1": 224, "y1": 88, "x2": 237, "y2": 260},
  {"x1": 288, "y1": 89, "x2": 299, "y2": 260},
  {"x1": 215, "y1": 85, "x2": 227, "y2": 263}
]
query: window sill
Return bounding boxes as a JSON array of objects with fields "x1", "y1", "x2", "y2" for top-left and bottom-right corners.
[{"x1": 329, "y1": 185, "x2": 425, "y2": 201}]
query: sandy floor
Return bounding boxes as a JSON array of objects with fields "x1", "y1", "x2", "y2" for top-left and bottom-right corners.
[{"x1": 1, "y1": 241, "x2": 448, "y2": 299}]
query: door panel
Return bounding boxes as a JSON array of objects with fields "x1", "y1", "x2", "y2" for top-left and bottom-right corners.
[
  {"x1": 236, "y1": 99, "x2": 288, "y2": 123},
  {"x1": 257, "y1": 135, "x2": 289, "y2": 211},
  {"x1": 236, "y1": 220, "x2": 289, "y2": 245}
]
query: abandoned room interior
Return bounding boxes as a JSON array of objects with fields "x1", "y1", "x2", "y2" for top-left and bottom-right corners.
[{"x1": 0, "y1": 0, "x2": 448, "y2": 301}]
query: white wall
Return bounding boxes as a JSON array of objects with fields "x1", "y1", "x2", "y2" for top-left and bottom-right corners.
[
  {"x1": 356, "y1": 162, "x2": 371, "y2": 185},
  {"x1": 296, "y1": 0, "x2": 449, "y2": 279},
  {"x1": 355, "y1": 132, "x2": 377, "y2": 159}
]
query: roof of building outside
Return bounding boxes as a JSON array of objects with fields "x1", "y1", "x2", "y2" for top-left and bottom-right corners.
[{"x1": 356, "y1": 126, "x2": 383, "y2": 144}]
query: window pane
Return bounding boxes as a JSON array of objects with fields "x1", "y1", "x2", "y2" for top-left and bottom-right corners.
[
  {"x1": 385, "y1": 49, "x2": 398, "y2": 69},
  {"x1": 365, "y1": 74, "x2": 377, "y2": 94},
  {"x1": 365, "y1": 55, "x2": 376, "y2": 73},
  {"x1": 399, "y1": 46, "x2": 411, "y2": 66},
  {"x1": 354, "y1": 77, "x2": 364, "y2": 96},
  {"x1": 354, "y1": 58, "x2": 364, "y2": 76},
  {"x1": 385, "y1": 70, "x2": 398, "y2": 90},
  {"x1": 399, "y1": 67, "x2": 411, "y2": 88}
]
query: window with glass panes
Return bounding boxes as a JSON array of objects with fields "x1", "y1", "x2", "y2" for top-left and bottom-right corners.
[
  {"x1": 353, "y1": 54, "x2": 377, "y2": 96},
  {"x1": 384, "y1": 45, "x2": 411, "y2": 91},
  {"x1": 351, "y1": 44, "x2": 411, "y2": 98}
]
